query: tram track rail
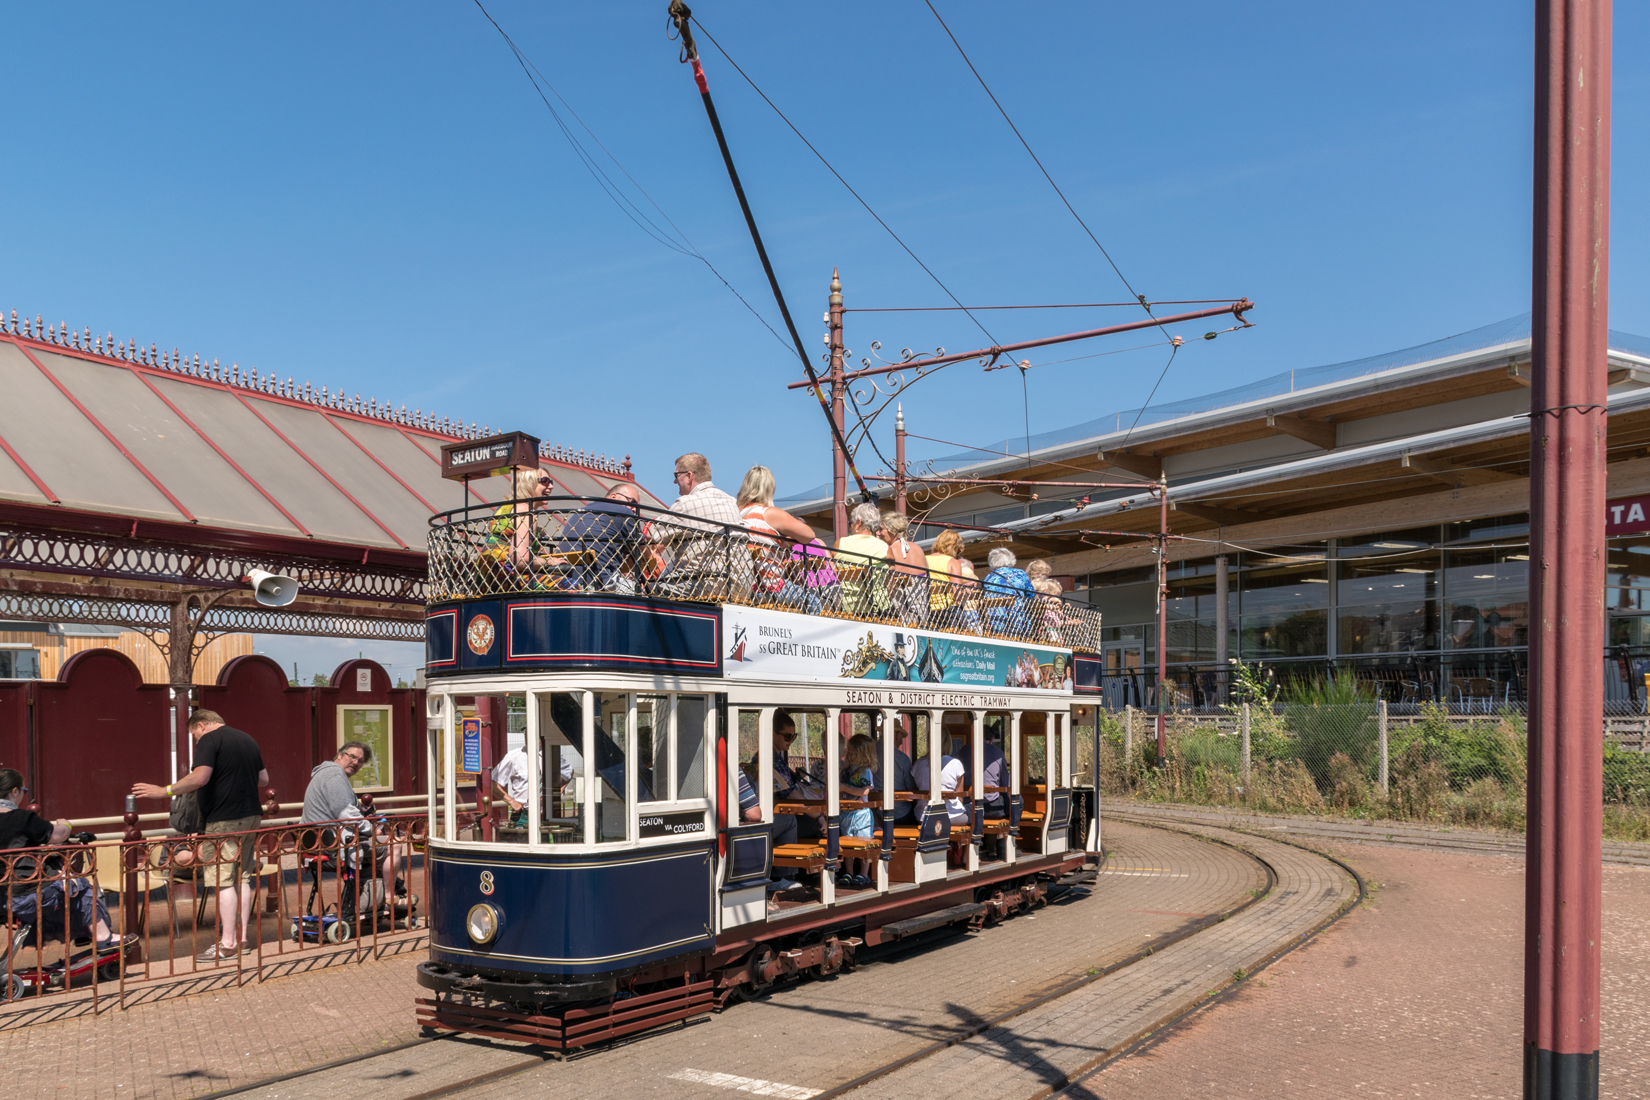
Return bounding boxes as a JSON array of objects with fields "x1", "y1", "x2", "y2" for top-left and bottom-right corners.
[{"x1": 194, "y1": 815, "x2": 1363, "y2": 1100}]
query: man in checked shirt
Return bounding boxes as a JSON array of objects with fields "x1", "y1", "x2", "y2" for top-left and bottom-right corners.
[{"x1": 650, "y1": 452, "x2": 749, "y2": 599}]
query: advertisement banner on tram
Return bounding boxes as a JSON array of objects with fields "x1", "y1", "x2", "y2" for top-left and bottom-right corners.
[{"x1": 722, "y1": 606, "x2": 1071, "y2": 692}]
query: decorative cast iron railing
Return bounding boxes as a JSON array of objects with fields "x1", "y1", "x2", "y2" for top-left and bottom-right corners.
[{"x1": 427, "y1": 497, "x2": 1101, "y2": 654}]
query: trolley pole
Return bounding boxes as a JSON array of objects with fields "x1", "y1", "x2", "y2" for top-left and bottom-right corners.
[
  {"x1": 1526, "y1": 1, "x2": 1608, "y2": 1095},
  {"x1": 829, "y1": 270, "x2": 848, "y2": 542}
]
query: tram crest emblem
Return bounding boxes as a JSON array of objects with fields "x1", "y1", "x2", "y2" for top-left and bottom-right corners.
[{"x1": 466, "y1": 614, "x2": 495, "y2": 656}]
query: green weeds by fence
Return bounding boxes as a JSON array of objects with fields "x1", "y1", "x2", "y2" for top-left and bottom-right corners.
[{"x1": 1074, "y1": 687, "x2": 1650, "y2": 842}]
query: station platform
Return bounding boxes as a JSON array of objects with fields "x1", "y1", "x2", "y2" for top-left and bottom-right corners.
[{"x1": 3, "y1": 815, "x2": 1646, "y2": 1100}]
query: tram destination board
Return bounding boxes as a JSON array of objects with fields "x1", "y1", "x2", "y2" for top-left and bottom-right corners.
[
  {"x1": 441, "y1": 431, "x2": 541, "y2": 480},
  {"x1": 638, "y1": 810, "x2": 707, "y2": 839}
]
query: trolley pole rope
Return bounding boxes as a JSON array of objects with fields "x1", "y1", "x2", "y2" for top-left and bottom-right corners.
[{"x1": 667, "y1": 1, "x2": 871, "y2": 502}]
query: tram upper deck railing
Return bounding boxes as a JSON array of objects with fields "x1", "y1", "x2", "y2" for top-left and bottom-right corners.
[{"x1": 427, "y1": 496, "x2": 1101, "y2": 654}]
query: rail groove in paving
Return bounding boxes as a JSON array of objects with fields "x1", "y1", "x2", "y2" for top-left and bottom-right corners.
[
  {"x1": 832, "y1": 816, "x2": 1360, "y2": 1100},
  {"x1": 1108, "y1": 801, "x2": 1650, "y2": 866}
]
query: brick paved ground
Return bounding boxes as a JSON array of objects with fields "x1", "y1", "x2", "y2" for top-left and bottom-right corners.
[
  {"x1": 23, "y1": 821, "x2": 1253, "y2": 1100},
  {"x1": 1066, "y1": 838, "x2": 1650, "y2": 1100}
]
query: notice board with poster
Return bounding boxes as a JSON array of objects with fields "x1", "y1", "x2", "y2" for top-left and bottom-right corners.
[{"x1": 338, "y1": 705, "x2": 393, "y2": 793}]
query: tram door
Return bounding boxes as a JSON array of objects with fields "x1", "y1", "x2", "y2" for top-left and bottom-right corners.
[{"x1": 1103, "y1": 641, "x2": 1145, "y2": 710}]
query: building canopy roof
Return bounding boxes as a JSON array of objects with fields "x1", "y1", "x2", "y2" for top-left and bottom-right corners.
[{"x1": 0, "y1": 321, "x2": 660, "y2": 554}]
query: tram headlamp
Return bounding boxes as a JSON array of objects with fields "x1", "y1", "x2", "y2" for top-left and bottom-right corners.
[{"x1": 466, "y1": 903, "x2": 500, "y2": 945}]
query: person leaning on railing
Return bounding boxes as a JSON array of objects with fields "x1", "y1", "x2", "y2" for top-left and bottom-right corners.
[
  {"x1": 482, "y1": 466, "x2": 566, "y2": 590},
  {"x1": 925, "y1": 529, "x2": 981, "y2": 634},
  {"x1": 879, "y1": 512, "x2": 930, "y2": 628},
  {"x1": 0, "y1": 769, "x2": 133, "y2": 955},
  {"x1": 736, "y1": 465, "x2": 818, "y2": 611},
  {"x1": 834, "y1": 503, "x2": 891, "y2": 618}
]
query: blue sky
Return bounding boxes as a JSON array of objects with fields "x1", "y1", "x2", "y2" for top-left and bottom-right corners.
[{"x1": 3, "y1": 3, "x2": 1646, "y2": 676}]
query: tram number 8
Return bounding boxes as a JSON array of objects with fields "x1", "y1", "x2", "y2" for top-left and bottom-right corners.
[{"x1": 479, "y1": 870, "x2": 495, "y2": 896}]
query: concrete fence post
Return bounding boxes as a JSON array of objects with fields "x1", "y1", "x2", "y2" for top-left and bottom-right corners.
[
  {"x1": 1240, "y1": 702, "x2": 1251, "y2": 786},
  {"x1": 1123, "y1": 705, "x2": 1134, "y2": 762},
  {"x1": 1378, "y1": 699, "x2": 1390, "y2": 795}
]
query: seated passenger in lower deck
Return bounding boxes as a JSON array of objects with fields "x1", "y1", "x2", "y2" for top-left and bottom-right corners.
[{"x1": 910, "y1": 750, "x2": 970, "y2": 826}]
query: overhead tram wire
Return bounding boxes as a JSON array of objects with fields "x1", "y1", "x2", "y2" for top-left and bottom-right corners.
[
  {"x1": 471, "y1": 0, "x2": 794, "y2": 356},
  {"x1": 666, "y1": 3, "x2": 871, "y2": 500},
  {"x1": 685, "y1": 15, "x2": 1001, "y2": 350}
]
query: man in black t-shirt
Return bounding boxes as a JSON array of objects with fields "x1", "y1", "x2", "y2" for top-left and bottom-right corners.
[
  {"x1": 132, "y1": 709, "x2": 269, "y2": 963},
  {"x1": 0, "y1": 768, "x2": 124, "y2": 948}
]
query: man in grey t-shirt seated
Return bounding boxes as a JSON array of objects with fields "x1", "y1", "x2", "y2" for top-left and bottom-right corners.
[{"x1": 300, "y1": 742, "x2": 393, "y2": 920}]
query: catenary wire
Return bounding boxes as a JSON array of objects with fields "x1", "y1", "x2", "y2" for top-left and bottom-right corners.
[
  {"x1": 472, "y1": 1, "x2": 795, "y2": 355},
  {"x1": 688, "y1": 16, "x2": 1001, "y2": 349},
  {"x1": 922, "y1": 1, "x2": 1157, "y2": 325}
]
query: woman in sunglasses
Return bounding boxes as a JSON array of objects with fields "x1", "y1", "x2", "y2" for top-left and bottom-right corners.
[{"x1": 482, "y1": 466, "x2": 565, "y2": 587}]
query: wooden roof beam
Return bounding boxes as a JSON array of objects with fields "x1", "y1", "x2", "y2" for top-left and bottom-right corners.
[
  {"x1": 1265, "y1": 410, "x2": 1337, "y2": 450},
  {"x1": 1402, "y1": 453, "x2": 1521, "y2": 488},
  {"x1": 1173, "y1": 501, "x2": 1274, "y2": 526},
  {"x1": 1095, "y1": 449, "x2": 1161, "y2": 479}
]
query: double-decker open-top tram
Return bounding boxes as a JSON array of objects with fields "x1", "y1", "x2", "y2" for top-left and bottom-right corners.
[{"x1": 414, "y1": 489, "x2": 1105, "y2": 1050}]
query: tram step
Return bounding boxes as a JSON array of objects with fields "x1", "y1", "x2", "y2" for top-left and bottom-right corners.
[{"x1": 879, "y1": 902, "x2": 988, "y2": 942}]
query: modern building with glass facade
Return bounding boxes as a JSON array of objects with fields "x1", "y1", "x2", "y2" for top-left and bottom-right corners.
[{"x1": 784, "y1": 315, "x2": 1650, "y2": 711}]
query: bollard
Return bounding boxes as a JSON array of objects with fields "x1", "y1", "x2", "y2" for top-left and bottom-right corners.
[
  {"x1": 122, "y1": 795, "x2": 144, "y2": 962},
  {"x1": 1240, "y1": 702, "x2": 1251, "y2": 786},
  {"x1": 1378, "y1": 699, "x2": 1389, "y2": 795}
]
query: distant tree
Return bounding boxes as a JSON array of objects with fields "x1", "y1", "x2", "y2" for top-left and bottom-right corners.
[
  {"x1": 311, "y1": 672, "x2": 330, "y2": 687},
  {"x1": 396, "y1": 677, "x2": 409, "y2": 689}
]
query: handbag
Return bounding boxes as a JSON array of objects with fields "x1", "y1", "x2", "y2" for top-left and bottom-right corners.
[{"x1": 169, "y1": 789, "x2": 203, "y2": 835}]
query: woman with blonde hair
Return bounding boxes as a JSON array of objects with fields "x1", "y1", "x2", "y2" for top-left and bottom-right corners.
[
  {"x1": 482, "y1": 465, "x2": 563, "y2": 585},
  {"x1": 879, "y1": 511, "x2": 929, "y2": 627},
  {"x1": 926, "y1": 528, "x2": 980, "y2": 633},
  {"x1": 1026, "y1": 558, "x2": 1067, "y2": 643},
  {"x1": 737, "y1": 466, "x2": 817, "y2": 608}
]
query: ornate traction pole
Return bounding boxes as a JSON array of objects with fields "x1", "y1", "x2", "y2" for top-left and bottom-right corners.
[
  {"x1": 829, "y1": 270, "x2": 848, "y2": 541},
  {"x1": 1525, "y1": 1, "x2": 1608, "y2": 1096}
]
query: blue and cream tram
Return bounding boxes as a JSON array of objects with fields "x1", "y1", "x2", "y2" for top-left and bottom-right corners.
[{"x1": 413, "y1": 482, "x2": 1104, "y2": 1049}]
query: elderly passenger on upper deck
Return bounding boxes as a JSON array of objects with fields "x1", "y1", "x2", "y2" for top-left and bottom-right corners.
[
  {"x1": 649, "y1": 453, "x2": 749, "y2": 599},
  {"x1": 559, "y1": 482, "x2": 644, "y2": 592},
  {"x1": 834, "y1": 503, "x2": 890, "y2": 617},
  {"x1": 981, "y1": 547, "x2": 1035, "y2": 636}
]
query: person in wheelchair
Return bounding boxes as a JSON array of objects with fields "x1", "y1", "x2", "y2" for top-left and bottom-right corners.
[
  {"x1": 0, "y1": 769, "x2": 131, "y2": 953},
  {"x1": 299, "y1": 743, "x2": 397, "y2": 928}
]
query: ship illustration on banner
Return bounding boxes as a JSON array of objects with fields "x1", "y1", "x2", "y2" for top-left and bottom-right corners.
[{"x1": 720, "y1": 606, "x2": 1071, "y2": 692}]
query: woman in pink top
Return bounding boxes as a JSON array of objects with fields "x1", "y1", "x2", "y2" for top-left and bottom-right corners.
[{"x1": 737, "y1": 466, "x2": 817, "y2": 609}]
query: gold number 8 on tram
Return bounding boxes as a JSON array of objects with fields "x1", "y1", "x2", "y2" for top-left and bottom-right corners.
[{"x1": 478, "y1": 870, "x2": 495, "y2": 895}]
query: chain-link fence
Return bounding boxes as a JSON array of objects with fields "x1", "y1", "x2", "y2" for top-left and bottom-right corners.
[{"x1": 1080, "y1": 690, "x2": 1650, "y2": 842}]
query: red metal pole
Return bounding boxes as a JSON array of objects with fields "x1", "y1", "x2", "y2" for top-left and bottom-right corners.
[
  {"x1": 830, "y1": 270, "x2": 848, "y2": 541},
  {"x1": 786, "y1": 300, "x2": 1252, "y2": 389},
  {"x1": 894, "y1": 405, "x2": 907, "y2": 516},
  {"x1": 1156, "y1": 472, "x2": 1168, "y2": 761},
  {"x1": 1526, "y1": 2, "x2": 1608, "y2": 1096}
]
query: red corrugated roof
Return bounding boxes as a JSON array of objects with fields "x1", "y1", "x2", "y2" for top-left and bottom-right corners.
[{"x1": 0, "y1": 325, "x2": 662, "y2": 553}]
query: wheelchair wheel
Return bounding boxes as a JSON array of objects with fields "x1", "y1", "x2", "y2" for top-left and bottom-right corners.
[
  {"x1": 325, "y1": 920, "x2": 352, "y2": 944},
  {"x1": 288, "y1": 919, "x2": 301, "y2": 943},
  {"x1": 4, "y1": 974, "x2": 22, "y2": 1002}
]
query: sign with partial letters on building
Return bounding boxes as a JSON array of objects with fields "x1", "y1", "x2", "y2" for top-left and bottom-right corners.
[{"x1": 1606, "y1": 493, "x2": 1650, "y2": 536}]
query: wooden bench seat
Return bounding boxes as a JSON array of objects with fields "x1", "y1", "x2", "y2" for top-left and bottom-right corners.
[
  {"x1": 980, "y1": 818, "x2": 1010, "y2": 835},
  {"x1": 772, "y1": 843, "x2": 827, "y2": 873}
]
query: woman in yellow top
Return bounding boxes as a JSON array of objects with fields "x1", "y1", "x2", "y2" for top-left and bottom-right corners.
[
  {"x1": 482, "y1": 466, "x2": 564, "y2": 588},
  {"x1": 926, "y1": 529, "x2": 980, "y2": 634},
  {"x1": 834, "y1": 502, "x2": 890, "y2": 617}
]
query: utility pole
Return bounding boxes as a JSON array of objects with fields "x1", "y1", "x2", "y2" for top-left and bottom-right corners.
[
  {"x1": 1526, "y1": 2, "x2": 1608, "y2": 1095},
  {"x1": 829, "y1": 270, "x2": 848, "y2": 541},
  {"x1": 894, "y1": 404, "x2": 907, "y2": 516},
  {"x1": 1155, "y1": 470, "x2": 1169, "y2": 761}
]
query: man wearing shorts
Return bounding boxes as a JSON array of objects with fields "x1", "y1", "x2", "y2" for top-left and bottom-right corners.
[{"x1": 132, "y1": 709, "x2": 267, "y2": 962}]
